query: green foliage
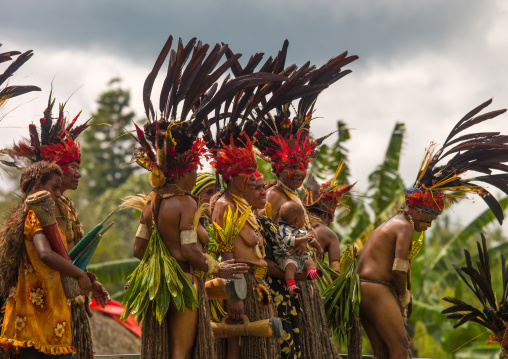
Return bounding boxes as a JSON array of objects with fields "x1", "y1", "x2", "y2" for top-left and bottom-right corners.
[
  {"x1": 121, "y1": 224, "x2": 198, "y2": 324},
  {"x1": 339, "y1": 122, "x2": 407, "y2": 245},
  {"x1": 319, "y1": 245, "x2": 361, "y2": 346},
  {"x1": 80, "y1": 78, "x2": 142, "y2": 196},
  {"x1": 309, "y1": 121, "x2": 355, "y2": 228},
  {"x1": 87, "y1": 258, "x2": 139, "y2": 284},
  {"x1": 71, "y1": 173, "x2": 152, "y2": 265},
  {"x1": 309, "y1": 120, "x2": 351, "y2": 184},
  {"x1": 367, "y1": 122, "x2": 406, "y2": 214},
  {"x1": 256, "y1": 157, "x2": 276, "y2": 181}
]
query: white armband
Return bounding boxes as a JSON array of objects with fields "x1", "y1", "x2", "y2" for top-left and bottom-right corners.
[
  {"x1": 136, "y1": 223, "x2": 149, "y2": 241},
  {"x1": 392, "y1": 258, "x2": 410, "y2": 273},
  {"x1": 181, "y1": 229, "x2": 198, "y2": 245}
]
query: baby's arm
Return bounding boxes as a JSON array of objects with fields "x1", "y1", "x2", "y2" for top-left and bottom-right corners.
[{"x1": 293, "y1": 233, "x2": 316, "y2": 246}]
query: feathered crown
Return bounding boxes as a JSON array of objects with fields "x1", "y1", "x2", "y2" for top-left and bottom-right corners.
[
  {"x1": 209, "y1": 133, "x2": 258, "y2": 180},
  {"x1": 197, "y1": 44, "x2": 289, "y2": 181},
  {"x1": 303, "y1": 163, "x2": 355, "y2": 218},
  {"x1": 3, "y1": 90, "x2": 92, "y2": 169},
  {"x1": 406, "y1": 99, "x2": 508, "y2": 224},
  {"x1": 250, "y1": 41, "x2": 359, "y2": 176},
  {"x1": 129, "y1": 36, "x2": 286, "y2": 185},
  {"x1": 0, "y1": 46, "x2": 41, "y2": 114}
]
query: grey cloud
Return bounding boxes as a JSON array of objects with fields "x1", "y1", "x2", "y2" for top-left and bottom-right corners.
[{"x1": 1, "y1": 0, "x2": 496, "y2": 69}]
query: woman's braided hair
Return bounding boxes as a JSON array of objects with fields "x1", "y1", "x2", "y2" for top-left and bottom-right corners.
[
  {"x1": 19, "y1": 161, "x2": 62, "y2": 195},
  {"x1": 0, "y1": 161, "x2": 62, "y2": 295}
]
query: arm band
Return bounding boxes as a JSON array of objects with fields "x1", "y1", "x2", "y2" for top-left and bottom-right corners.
[
  {"x1": 181, "y1": 229, "x2": 197, "y2": 245},
  {"x1": 136, "y1": 223, "x2": 149, "y2": 240},
  {"x1": 392, "y1": 258, "x2": 410, "y2": 273},
  {"x1": 203, "y1": 253, "x2": 221, "y2": 275}
]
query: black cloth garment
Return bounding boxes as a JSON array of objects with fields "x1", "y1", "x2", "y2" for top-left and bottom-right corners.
[{"x1": 259, "y1": 216, "x2": 302, "y2": 359}]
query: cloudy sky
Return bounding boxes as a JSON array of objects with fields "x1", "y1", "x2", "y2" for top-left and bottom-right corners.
[{"x1": 1, "y1": 0, "x2": 508, "y2": 228}]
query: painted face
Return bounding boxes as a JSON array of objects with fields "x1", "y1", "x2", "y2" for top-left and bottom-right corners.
[
  {"x1": 412, "y1": 209, "x2": 438, "y2": 232},
  {"x1": 199, "y1": 184, "x2": 216, "y2": 204},
  {"x1": 278, "y1": 163, "x2": 307, "y2": 190},
  {"x1": 244, "y1": 178, "x2": 267, "y2": 210},
  {"x1": 231, "y1": 168, "x2": 257, "y2": 192},
  {"x1": 60, "y1": 161, "x2": 81, "y2": 192},
  {"x1": 38, "y1": 175, "x2": 62, "y2": 202}
]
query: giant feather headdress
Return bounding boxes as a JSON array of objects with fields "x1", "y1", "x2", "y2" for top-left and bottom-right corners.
[
  {"x1": 238, "y1": 40, "x2": 359, "y2": 178},
  {"x1": 129, "y1": 36, "x2": 287, "y2": 185},
  {"x1": 406, "y1": 99, "x2": 508, "y2": 224}
]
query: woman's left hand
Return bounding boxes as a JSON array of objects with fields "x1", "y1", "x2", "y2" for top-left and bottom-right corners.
[{"x1": 92, "y1": 281, "x2": 111, "y2": 308}]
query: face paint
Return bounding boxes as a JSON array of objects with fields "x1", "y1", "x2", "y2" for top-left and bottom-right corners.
[{"x1": 240, "y1": 168, "x2": 256, "y2": 190}]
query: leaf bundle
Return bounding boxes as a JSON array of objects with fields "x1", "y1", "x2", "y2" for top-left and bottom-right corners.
[
  {"x1": 319, "y1": 245, "x2": 361, "y2": 345},
  {"x1": 121, "y1": 224, "x2": 198, "y2": 324}
]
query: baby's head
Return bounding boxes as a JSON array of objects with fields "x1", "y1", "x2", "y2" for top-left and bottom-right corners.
[{"x1": 280, "y1": 201, "x2": 306, "y2": 229}]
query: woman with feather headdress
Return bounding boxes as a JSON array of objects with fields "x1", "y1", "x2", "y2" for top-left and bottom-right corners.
[
  {"x1": 1, "y1": 92, "x2": 111, "y2": 359},
  {"x1": 249, "y1": 41, "x2": 357, "y2": 359},
  {"x1": 356, "y1": 99, "x2": 508, "y2": 359},
  {"x1": 0, "y1": 160, "x2": 91, "y2": 359},
  {"x1": 120, "y1": 35, "x2": 287, "y2": 359}
]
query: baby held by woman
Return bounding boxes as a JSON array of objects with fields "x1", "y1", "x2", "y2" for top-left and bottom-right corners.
[{"x1": 274, "y1": 201, "x2": 323, "y2": 295}]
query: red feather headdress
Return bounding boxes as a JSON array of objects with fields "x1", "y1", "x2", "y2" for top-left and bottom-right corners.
[
  {"x1": 246, "y1": 41, "x2": 358, "y2": 177},
  {"x1": 210, "y1": 133, "x2": 257, "y2": 181},
  {"x1": 3, "y1": 91, "x2": 92, "y2": 169},
  {"x1": 303, "y1": 163, "x2": 355, "y2": 218}
]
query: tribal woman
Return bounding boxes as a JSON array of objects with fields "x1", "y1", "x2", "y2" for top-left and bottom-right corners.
[
  {"x1": 2, "y1": 94, "x2": 110, "y2": 359},
  {"x1": 253, "y1": 43, "x2": 357, "y2": 359},
  {"x1": 243, "y1": 171, "x2": 305, "y2": 359},
  {"x1": 120, "y1": 36, "x2": 284, "y2": 359},
  {"x1": 0, "y1": 161, "x2": 92, "y2": 358}
]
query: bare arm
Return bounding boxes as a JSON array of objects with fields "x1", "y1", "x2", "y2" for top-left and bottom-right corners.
[
  {"x1": 33, "y1": 232, "x2": 91, "y2": 294},
  {"x1": 392, "y1": 224, "x2": 413, "y2": 296},
  {"x1": 179, "y1": 197, "x2": 208, "y2": 272},
  {"x1": 133, "y1": 206, "x2": 150, "y2": 260}
]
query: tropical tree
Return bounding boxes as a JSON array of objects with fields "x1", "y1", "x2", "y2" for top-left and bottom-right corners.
[{"x1": 80, "y1": 78, "x2": 140, "y2": 197}]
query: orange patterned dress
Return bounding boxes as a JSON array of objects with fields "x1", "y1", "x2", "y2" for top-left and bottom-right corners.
[{"x1": 0, "y1": 210, "x2": 75, "y2": 355}]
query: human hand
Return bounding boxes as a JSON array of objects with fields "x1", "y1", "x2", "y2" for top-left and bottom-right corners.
[
  {"x1": 316, "y1": 246, "x2": 324, "y2": 261},
  {"x1": 92, "y1": 281, "x2": 110, "y2": 308},
  {"x1": 217, "y1": 259, "x2": 249, "y2": 279},
  {"x1": 227, "y1": 300, "x2": 244, "y2": 321},
  {"x1": 289, "y1": 242, "x2": 308, "y2": 259},
  {"x1": 303, "y1": 233, "x2": 316, "y2": 242},
  {"x1": 77, "y1": 272, "x2": 92, "y2": 296}
]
